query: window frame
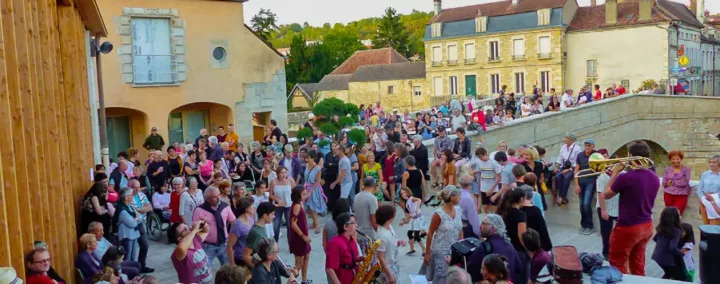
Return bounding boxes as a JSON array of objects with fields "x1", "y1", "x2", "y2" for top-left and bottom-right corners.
[
  {"x1": 540, "y1": 71, "x2": 550, "y2": 93},
  {"x1": 490, "y1": 73, "x2": 500, "y2": 94},
  {"x1": 432, "y1": 46, "x2": 443, "y2": 66},
  {"x1": 514, "y1": 72, "x2": 525, "y2": 94},
  {"x1": 586, "y1": 59, "x2": 598, "y2": 78},
  {"x1": 388, "y1": 85, "x2": 394, "y2": 95},
  {"x1": 449, "y1": 76, "x2": 458, "y2": 95},
  {"x1": 447, "y1": 44, "x2": 458, "y2": 64},
  {"x1": 413, "y1": 86, "x2": 422, "y2": 97},
  {"x1": 512, "y1": 38, "x2": 525, "y2": 60},
  {"x1": 538, "y1": 36, "x2": 551, "y2": 58},
  {"x1": 464, "y1": 42, "x2": 476, "y2": 63},
  {"x1": 489, "y1": 40, "x2": 500, "y2": 61},
  {"x1": 131, "y1": 17, "x2": 176, "y2": 86}
]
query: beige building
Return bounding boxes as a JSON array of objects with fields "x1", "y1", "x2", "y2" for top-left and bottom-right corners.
[
  {"x1": 288, "y1": 83, "x2": 319, "y2": 109},
  {"x1": 311, "y1": 48, "x2": 432, "y2": 112},
  {"x1": 98, "y1": 0, "x2": 286, "y2": 158}
]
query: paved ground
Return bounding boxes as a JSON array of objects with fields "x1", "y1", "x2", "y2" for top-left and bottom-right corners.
[{"x1": 142, "y1": 201, "x2": 696, "y2": 284}]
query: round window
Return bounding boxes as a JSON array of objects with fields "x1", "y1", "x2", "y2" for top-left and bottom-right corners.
[{"x1": 213, "y1": 47, "x2": 226, "y2": 61}]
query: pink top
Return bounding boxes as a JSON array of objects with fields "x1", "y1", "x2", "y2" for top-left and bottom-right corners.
[
  {"x1": 171, "y1": 235, "x2": 212, "y2": 284},
  {"x1": 663, "y1": 166, "x2": 692, "y2": 196},
  {"x1": 192, "y1": 206, "x2": 236, "y2": 244},
  {"x1": 199, "y1": 160, "x2": 214, "y2": 178}
]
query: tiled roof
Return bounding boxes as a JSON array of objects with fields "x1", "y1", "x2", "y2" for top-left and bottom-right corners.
[
  {"x1": 567, "y1": 2, "x2": 670, "y2": 31},
  {"x1": 428, "y1": 0, "x2": 567, "y2": 24},
  {"x1": 656, "y1": 0, "x2": 704, "y2": 28},
  {"x1": 329, "y1": 48, "x2": 409, "y2": 75},
  {"x1": 315, "y1": 74, "x2": 352, "y2": 91},
  {"x1": 350, "y1": 62, "x2": 426, "y2": 82}
]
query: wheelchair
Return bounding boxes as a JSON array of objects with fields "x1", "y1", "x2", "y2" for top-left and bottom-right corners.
[{"x1": 145, "y1": 188, "x2": 171, "y2": 242}]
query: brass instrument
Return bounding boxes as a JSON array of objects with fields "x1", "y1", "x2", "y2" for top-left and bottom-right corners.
[
  {"x1": 277, "y1": 256, "x2": 298, "y2": 283},
  {"x1": 352, "y1": 232, "x2": 382, "y2": 284},
  {"x1": 575, "y1": 153, "x2": 654, "y2": 178}
]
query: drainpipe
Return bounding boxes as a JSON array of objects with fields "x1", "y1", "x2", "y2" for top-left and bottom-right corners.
[
  {"x1": 85, "y1": 31, "x2": 101, "y2": 165},
  {"x1": 95, "y1": 36, "x2": 110, "y2": 168}
]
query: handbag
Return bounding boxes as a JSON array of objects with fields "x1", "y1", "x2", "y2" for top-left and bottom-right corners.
[{"x1": 562, "y1": 145, "x2": 576, "y2": 170}]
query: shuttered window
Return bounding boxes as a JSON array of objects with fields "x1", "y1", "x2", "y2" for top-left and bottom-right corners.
[{"x1": 132, "y1": 18, "x2": 174, "y2": 85}]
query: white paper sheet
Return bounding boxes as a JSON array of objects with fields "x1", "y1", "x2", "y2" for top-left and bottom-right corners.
[{"x1": 409, "y1": 274, "x2": 429, "y2": 284}]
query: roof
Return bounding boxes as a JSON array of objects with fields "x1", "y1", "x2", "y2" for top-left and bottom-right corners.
[
  {"x1": 243, "y1": 24, "x2": 285, "y2": 58},
  {"x1": 315, "y1": 74, "x2": 352, "y2": 91},
  {"x1": 75, "y1": 0, "x2": 107, "y2": 36},
  {"x1": 568, "y1": 0, "x2": 704, "y2": 32},
  {"x1": 350, "y1": 62, "x2": 426, "y2": 82},
  {"x1": 428, "y1": 0, "x2": 567, "y2": 24},
  {"x1": 289, "y1": 83, "x2": 320, "y2": 100},
  {"x1": 425, "y1": 8, "x2": 563, "y2": 40},
  {"x1": 329, "y1": 48, "x2": 409, "y2": 75}
]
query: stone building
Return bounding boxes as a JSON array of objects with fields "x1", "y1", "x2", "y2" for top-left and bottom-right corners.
[
  {"x1": 288, "y1": 83, "x2": 319, "y2": 109},
  {"x1": 424, "y1": 0, "x2": 577, "y2": 99},
  {"x1": 566, "y1": 0, "x2": 704, "y2": 94},
  {"x1": 98, "y1": 0, "x2": 287, "y2": 158}
]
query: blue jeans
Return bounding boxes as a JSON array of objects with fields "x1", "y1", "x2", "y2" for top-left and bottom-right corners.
[
  {"x1": 272, "y1": 206, "x2": 291, "y2": 242},
  {"x1": 202, "y1": 242, "x2": 228, "y2": 266},
  {"x1": 120, "y1": 238, "x2": 138, "y2": 262},
  {"x1": 555, "y1": 170, "x2": 574, "y2": 200},
  {"x1": 578, "y1": 180, "x2": 596, "y2": 229}
]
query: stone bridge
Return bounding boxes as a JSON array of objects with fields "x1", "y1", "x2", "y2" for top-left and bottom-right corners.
[{"x1": 424, "y1": 94, "x2": 720, "y2": 227}]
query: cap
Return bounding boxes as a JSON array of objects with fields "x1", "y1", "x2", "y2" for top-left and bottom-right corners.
[
  {"x1": 583, "y1": 139, "x2": 595, "y2": 146},
  {"x1": 0, "y1": 267, "x2": 21, "y2": 284},
  {"x1": 437, "y1": 126, "x2": 446, "y2": 132},
  {"x1": 308, "y1": 113, "x2": 315, "y2": 120}
]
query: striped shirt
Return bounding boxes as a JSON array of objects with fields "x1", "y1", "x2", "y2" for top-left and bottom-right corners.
[{"x1": 596, "y1": 172, "x2": 620, "y2": 217}]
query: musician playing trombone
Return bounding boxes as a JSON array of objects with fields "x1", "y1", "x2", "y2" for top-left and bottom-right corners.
[{"x1": 250, "y1": 237, "x2": 298, "y2": 284}]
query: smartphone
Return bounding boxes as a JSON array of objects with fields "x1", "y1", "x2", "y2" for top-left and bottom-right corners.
[{"x1": 199, "y1": 221, "x2": 206, "y2": 230}]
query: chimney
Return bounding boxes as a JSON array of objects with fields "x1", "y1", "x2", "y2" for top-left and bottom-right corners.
[
  {"x1": 697, "y1": 0, "x2": 705, "y2": 24},
  {"x1": 606, "y1": 0, "x2": 617, "y2": 25},
  {"x1": 639, "y1": 0, "x2": 652, "y2": 21},
  {"x1": 591, "y1": 0, "x2": 597, "y2": 6},
  {"x1": 434, "y1": 0, "x2": 442, "y2": 15},
  {"x1": 512, "y1": 0, "x2": 519, "y2": 6}
]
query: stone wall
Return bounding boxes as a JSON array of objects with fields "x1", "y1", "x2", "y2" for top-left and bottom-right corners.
[
  {"x1": 349, "y1": 79, "x2": 431, "y2": 112},
  {"x1": 236, "y1": 68, "x2": 288, "y2": 143}
]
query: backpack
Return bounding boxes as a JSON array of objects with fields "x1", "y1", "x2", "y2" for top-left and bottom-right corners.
[
  {"x1": 450, "y1": 238, "x2": 483, "y2": 269},
  {"x1": 552, "y1": 245, "x2": 583, "y2": 284}
]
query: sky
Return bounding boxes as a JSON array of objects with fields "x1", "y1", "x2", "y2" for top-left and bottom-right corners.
[{"x1": 243, "y1": 0, "x2": 720, "y2": 26}]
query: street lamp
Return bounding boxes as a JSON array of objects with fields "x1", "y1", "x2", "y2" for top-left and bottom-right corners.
[{"x1": 91, "y1": 38, "x2": 113, "y2": 168}]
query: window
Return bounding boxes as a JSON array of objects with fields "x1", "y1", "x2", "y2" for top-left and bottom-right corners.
[
  {"x1": 432, "y1": 46, "x2": 442, "y2": 66},
  {"x1": 540, "y1": 71, "x2": 550, "y2": 92},
  {"x1": 490, "y1": 74, "x2": 500, "y2": 94},
  {"x1": 388, "y1": 85, "x2": 394, "y2": 94},
  {"x1": 515, "y1": 72, "x2": 525, "y2": 94},
  {"x1": 433, "y1": 77, "x2": 443, "y2": 96},
  {"x1": 464, "y1": 43, "x2": 476, "y2": 63},
  {"x1": 213, "y1": 47, "x2": 227, "y2": 61},
  {"x1": 538, "y1": 36, "x2": 551, "y2": 58},
  {"x1": 537, "y1": 9, "x2": 551, "y2": 25},
  {"x1": 413, "y1": 86, "x2": 422, "y2": 97},
  {"x1": 489, "y1": 41, "x2": 499, "y2": 61},
  {"x1": 621, "y1": 80, "x2": 630, "y2": 91},
  {"x1": 450, "y1": 76, "x2": 458, "y2": 95},
  {"x1": 132, "y1": 18, "x2": 174, "y2": 85},
  {"x1": 475, "y1": 16, "x2": 487, "y2": 32},
  {"x1": 431, "y1": 23, "x2": 442, "y2": 37},
  {"x1": 447, "y1": 45, "x2": 458, "y2": 64},
  {"x1": 586, "y1": 60, "x2": 598, "y2": 77},
  {"x1": 512, "y1": 39, "x2": 525, "y2": 60}
]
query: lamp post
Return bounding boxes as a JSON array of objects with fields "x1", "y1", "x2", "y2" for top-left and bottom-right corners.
[{"x1": 92, "y1": 37, "x2": 114, "y2": 167}]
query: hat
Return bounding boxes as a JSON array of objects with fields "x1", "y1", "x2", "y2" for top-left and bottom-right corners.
[
  {"x1": 151, "y1": 127, "x2": 158, "y2": 131},
  {"x1": 597, "y1": 149, "x2": 608, "y2": 156},
  {"x1": 583, "y1": 139, "x2": 595, "y2": 146},
  {"x1": 0, "y1": 268, "x2": 22, "y2": 284},
  {"x1": 308, "y1": 113, "x2": 315, "y2": 120},
  {"x1": 437, "y1": 126, "x2": 446, "y2": 132}
]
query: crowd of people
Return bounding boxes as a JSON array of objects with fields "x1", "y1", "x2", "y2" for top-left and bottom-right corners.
[{"x1": 13, "y1": 85, "x2": 720, "y2": 284}]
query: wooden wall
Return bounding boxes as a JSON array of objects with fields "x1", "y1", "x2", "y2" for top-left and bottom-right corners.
[{"x1": 0, "y1": 0, "x2": 96, "y2": 281}]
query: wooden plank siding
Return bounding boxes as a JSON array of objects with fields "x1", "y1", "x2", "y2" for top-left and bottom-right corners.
[{"x1": 0, "y1": 0, "x2": 105, "y2": 281}]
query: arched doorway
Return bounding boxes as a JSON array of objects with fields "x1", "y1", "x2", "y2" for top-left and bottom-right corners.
[
  {"x1": 106, "y1": 107, "x2": 149, "y2": 159},
  {"x1": 611, "y1": 140, "x2": 669, "y2": 174},
  {"x1": 168, "y1": 102, "x2": 233, "y2": 144}
]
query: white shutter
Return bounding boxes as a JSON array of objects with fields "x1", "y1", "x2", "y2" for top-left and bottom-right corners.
[
  {"x1": 433, "y1": 77, "x2": 443, "y2": 96},
  {"x1": 513, "y1": 39, "x2": 525, "y2": 56},
  {"x1": 433, "y1": 46, "x2": 442, "y2": 62},
  {"x1": 539, "y1": 37, "x2": 551, "y2": 55},
  {"x1": 132, "y1": 18, "x2": 173, "y2": 84},
  {"x1": 448, "y1": 45, "x2": 458, "y2": 61},
  {"x1": 465, "y1": 43, "x2": 475, "y2": 60}
]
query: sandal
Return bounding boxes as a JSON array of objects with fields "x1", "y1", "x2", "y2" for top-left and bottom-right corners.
[
  {"x1": 314, "y1": 227, "x2": 321, "y2": 234},
  {"x1": 406, "y1": 250, "x2": 416, "y2": 255},
  {"x1": 301, "y1": 280, "x2": 313, "y2": 284}
]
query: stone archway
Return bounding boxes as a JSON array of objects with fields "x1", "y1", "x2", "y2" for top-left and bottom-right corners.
[
  {"x1": 610, "y1": 140, "x2": 669, "y2": 175},
  {"x1": 168, "y1": 102, "x2": 234, "y2": 144},
  {"x1": 106, "y1": 107, "x2": 150, "y2": 159}
]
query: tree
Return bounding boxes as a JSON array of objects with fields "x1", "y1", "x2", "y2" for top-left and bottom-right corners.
[
  {"x1": 311, "y1": 98, "x2": 360, "y2": 137},
  {"x1": 251, "y1": 8, "x2": 278, "y2": 43},
  {"x1": 323, "y1": 30, "x2": 367, "y2": 70},
  {"x1": 373, "y1": 7, "x2": 410, "y2": 57}
]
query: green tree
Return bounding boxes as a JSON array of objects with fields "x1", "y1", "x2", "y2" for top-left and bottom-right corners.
[
  {"x1": 251, "y1": 9, "x2": 278, "y2": 43},
  {"x1": 286, "y1": 35, "x2": 312, "y2": 93},
  {"x1": 288, "y1": 23, "x2": 303, "y2": 33},
  {"x1": 373, "y1": 7, "x2": 410, "y2": 57},
  {"x1": 311, "y1": 98, "x2": 360, "y2": 137},
  {"x1": 323, "y1": 30, "x2": 367, "y2": 70}
]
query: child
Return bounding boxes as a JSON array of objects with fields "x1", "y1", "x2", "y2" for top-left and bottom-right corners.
[
  {"x1": 399, "y1": 187, "x2": 426, "y2": 255},
  {"x1": 523, "y1": 229, "x2": 552, "y2": 283},
  {"x1": 679, "y1": 222, "x2": 696, "y2": 282},
  {"x1": 481, "y1": 254, "x2": 512, "y2": 284},
  {"x1": 507, "y1": 148, "x2": 518, "y2": 164},
  {"x1": 651, "y1": 206, "x2": 689, "y2": 281},
  {"x1": 470, "y1": 147, "x2": 501, "y2": 214},
  {"x1": 252, "y1": 181, "x2": 274, "y2": 237}
]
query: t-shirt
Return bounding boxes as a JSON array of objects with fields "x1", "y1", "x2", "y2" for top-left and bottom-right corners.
[
  {"x1": 576, "y1": 151, "x2": 597, "y2": 183},
  {"x1": 500, "y1": 162, "x2": 516, "y2": 185},
  {"x1": 560, "y1": 93, "x2": 573, "y2": 110},
  {"x1": 229, "y1": 218, "x2": 254, "y2": 260},
  {"x1": 172, "y1": 235, "x2": 212, "y2": 284},
  {"x1": 503, "y1": 207, "x2": 527, "y2": 251},
  {"x1": 339, "y1": 156, "x2": 353, "y2": 184},
  {"x1": 472, "y1": 158, "x2": 501, "y2": 193},
  {"x1": 354, "y1": 191, "x2": 378, "y2": 238},
  {"x1": 147, "y1": 160, "x2": 169, "y2": 186},
  {"x1": 611, "y1": 169, "x2": 660, "y2": 227},
  {"x1": 444, "y1": 163, "x2": 457, "y2": 185},
  {"x1": 451, "y1": 115, "x2": 466, "y2": 130},
  {"x1": 326, "y1": 235, "x2": 359, "y2": 284},
  {"x1": 522, "y1": 206, "x2": 552, "y2": 252},
  {"x1": 247, "y1": 224, "x2": 268, "y2": 253},
  {"x1": 530, "y1": 250, "x2": 552, "y2": 281}
]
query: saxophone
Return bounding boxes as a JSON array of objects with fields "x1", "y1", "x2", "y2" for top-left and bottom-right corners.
[{"x1": 352, "y1": 233, "x2": 382, "y2": 284}]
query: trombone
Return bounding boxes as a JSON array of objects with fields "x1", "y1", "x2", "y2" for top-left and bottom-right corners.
[{"x1": 575, "y1": 153, "x2": 654, "y2": 178}]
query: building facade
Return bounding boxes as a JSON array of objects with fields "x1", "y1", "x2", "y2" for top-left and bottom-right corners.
[
  {"x1": 700, "y1": 31, "x2": 720, "y2": 96},
  {"x1": 97, "y1": 0, "x2": 287, "y2": 158},
  {"x1": 566, "y1": 0, "x2": 704, "y2": 94},
  {"x1": 424, "y1": 0, "x2": 578, "y2": 100}
]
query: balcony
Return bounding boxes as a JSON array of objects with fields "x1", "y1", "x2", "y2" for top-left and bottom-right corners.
[
  {"x1": 488, "y1": 56, "x2": 501, "y2": 63},
  {"x1": 512, "y1": 54, "x2": 526, "y2": 61},
  {"x1": 446, "y1": 60, "x2": 458, "y2": 66},
  {"x1": 132, "y1": 55, "x2": 178, "y2": 86},
  {"x1": 537, "y1": 52, "x2": 552, "y2": 59},
  {"x1": 464, "y1": 58, "x2": 477, "y2": 64},
  {"x1": 431, "y1": 61, "x2": 443, "y2": 67}
]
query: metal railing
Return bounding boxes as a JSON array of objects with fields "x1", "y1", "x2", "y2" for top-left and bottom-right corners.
[
  {"x1": 537, "y1": 52, "x2": 552, "y2": 59},
  {"x1": 132, "y1": 55, "x2": 178, "y2": 85},
  {"x1": 430, "y1": 95, "x2": 450, "y2": 106},
  {"x1": 447, "y1": 60, "x2": 458, "y2": 66},
  {"x1": 431, "y1": 61, "x2": 443, "y2": 67},
  {"x1": 488, "y1": 56, "x2": 500, "y2": 62},
  {"x1": 464, "y1": 58, "x2": 477, "y2": 64},
  {"x1": 512, "y1": 54, "x2": 526, "y2": 60}
]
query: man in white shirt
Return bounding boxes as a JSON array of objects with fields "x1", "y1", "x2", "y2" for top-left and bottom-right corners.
[
  {"x1": 451, "y1": 108, "x2": 467, "y2": 133},
  {"x1": 553, "y1": 132, "x2": 581, "y2": 206},
  {"x1": 560, "y1": 89, "x2": 575, "y2": 110}
]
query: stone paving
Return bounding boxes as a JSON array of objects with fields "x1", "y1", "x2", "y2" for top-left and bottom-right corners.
[{"x1": 142, "y1": 201, "x2": 695, "y2": 284}]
